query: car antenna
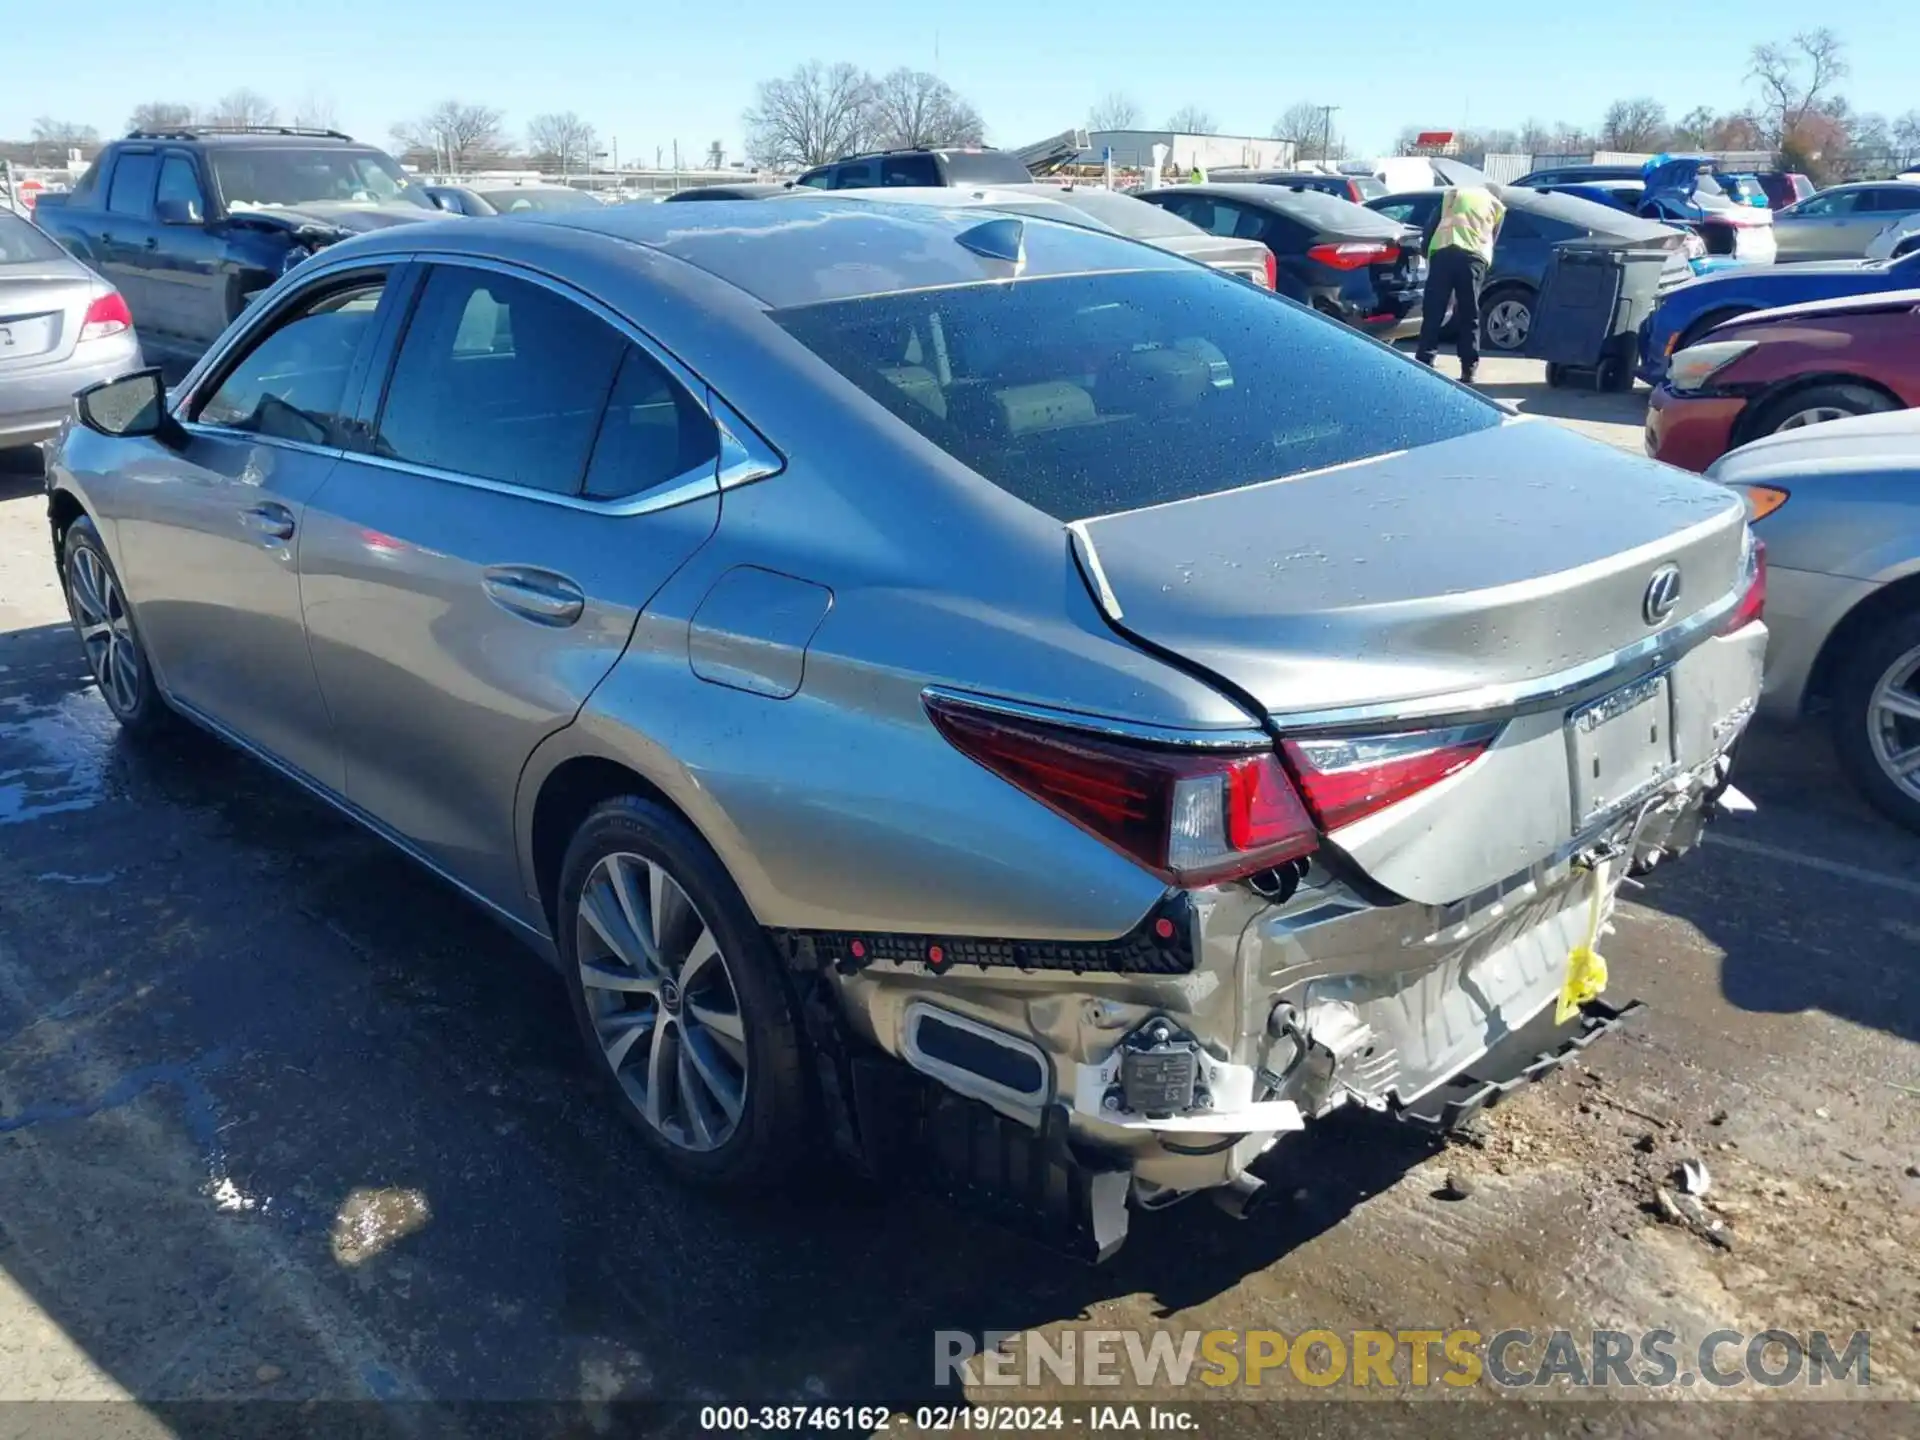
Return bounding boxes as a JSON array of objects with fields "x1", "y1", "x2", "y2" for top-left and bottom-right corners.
[{"x1": 956, "y1": 216, "x2": 1025, "y2": 268}]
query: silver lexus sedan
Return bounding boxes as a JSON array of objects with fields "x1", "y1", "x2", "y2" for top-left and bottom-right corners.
[{"x1": 47, "y1": 200, "x2": 1766, "y2": 1257}]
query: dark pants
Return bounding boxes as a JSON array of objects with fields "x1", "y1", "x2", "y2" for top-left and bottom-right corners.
[{"x1": 1415, "y1": 246, "x2": 1489, "y2": 373}]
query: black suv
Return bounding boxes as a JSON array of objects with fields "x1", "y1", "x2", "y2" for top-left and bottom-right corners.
[
  {"x1": 793, "y1": 147, "x2": 1033, "y2": 190},
  {"x1": 34, "y1": 126, "x2": 444, "y2": 365}
]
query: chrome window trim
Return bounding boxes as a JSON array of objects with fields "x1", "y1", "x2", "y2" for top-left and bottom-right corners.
[
  {"x1": 174, "y1": 247, "x2": 789, "y2": 516},
  {"x1": 177, "y1": 424, "x2": 343, "y2": 461},
  {"x1": 332, "y1": 451, "x2": 721, "y2": 519},
  {"x1": 921, "y1": 685, "x2": 1270, "y2": 751},
  {"x1": 1268, "y1": 582, "x2": 1745, "y2": 733}
]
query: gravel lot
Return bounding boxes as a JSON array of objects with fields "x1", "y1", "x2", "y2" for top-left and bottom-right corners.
[{"x1": 2, "y1": 362, "x2": 1916, "y2": 1429}]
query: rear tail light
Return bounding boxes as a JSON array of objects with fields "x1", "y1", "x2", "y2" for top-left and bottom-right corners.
[
  {"x1": 1719, "y1": 536, "x2": 1766, "y2": 635},
  {"x1": 925, "y1": 694, "x2": 1317, "y2": 887},
  {"x1": 1306, "y1": 241, "x2": 1400, "y2": 270},
  {"x1": 1263, "y1": 250, "x2": 1277, "y2": 290},
  {"x1": 78, "y1": 290, "x2": 132, "y2": 342},
  {"x1": 1280, "y1": 725, "x2": 1497, "y2": 832}
]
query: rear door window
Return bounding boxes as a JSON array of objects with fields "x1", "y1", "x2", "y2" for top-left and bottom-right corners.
[
  {"x1": 830, "y1": 160, "x2": 878, "y2": 189},
  {"x1": 374, "y1": 266, "x2": 626, "y2": 495},
  {"x1": 107, "y1": 151, "x2": 158, "y2": 217},
  {"x1": 773, "y1": 267, "x2": 1500, "y2": 522},
  {"x1": 880, "y1": 155, "x2": 940, "y2": 187},
  {"x1": 582, "y1": 347, "x2": 719, "y2": 501}
]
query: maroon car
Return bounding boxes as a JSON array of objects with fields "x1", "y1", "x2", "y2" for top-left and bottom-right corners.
[{"x1": 1645, "y1": 289, "x2": 1920, "y2": 472}]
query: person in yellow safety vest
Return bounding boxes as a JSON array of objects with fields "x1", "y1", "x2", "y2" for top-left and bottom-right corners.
[
  {"x1": 1413, "y1": 182, "x2": 1506, "y2": 384},
  {"x1": 1189, "y1": 164, "x2": 1208, "y2": 184}
]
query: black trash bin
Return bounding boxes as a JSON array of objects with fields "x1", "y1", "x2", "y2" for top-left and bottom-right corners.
[{"x1": 1528, "y1": 240, "x2": 1671, "y2": 391}]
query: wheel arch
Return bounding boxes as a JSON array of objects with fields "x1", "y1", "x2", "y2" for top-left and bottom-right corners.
[
  {"x1": 521, "y1": 746, "x2": 713, "y2": 938},
  {"x1": 1802, "y1": 568, "x2": 1920, "y2": 713},
  {"x1": 47, "y1": 485, "x2": 87, "y2": 562},
  {"x1": 1729, "y1": 373, "x2": 1906, "y2": 450}
]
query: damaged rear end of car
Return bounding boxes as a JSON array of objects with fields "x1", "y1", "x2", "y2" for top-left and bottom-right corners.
[{"x1": 758, "y1": 240, "x2": 1765, "y2": 1260}]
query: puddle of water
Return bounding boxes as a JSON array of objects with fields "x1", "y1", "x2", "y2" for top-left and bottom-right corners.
[
  {"x1": 0, "y1": 689, "x2": 116, "y2": 825},
  {"x1": 331, "y1": 1186, "x2": 433, "y2": 1266}
]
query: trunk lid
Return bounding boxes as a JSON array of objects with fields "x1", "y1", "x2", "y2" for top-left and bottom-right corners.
[
  {"x1": 0, "y1": 270, "x2": 93, "y2": 369},
  {"x1": 1073, "y1": 417, "x2": 1747, "y2": 723}
]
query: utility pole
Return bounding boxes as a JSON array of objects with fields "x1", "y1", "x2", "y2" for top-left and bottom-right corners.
[{"x1": 1319, "y1": 105, "x2": 1340, "y2": 164}]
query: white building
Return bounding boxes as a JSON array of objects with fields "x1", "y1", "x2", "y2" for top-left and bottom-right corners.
[{"x1": 1077, "y1": 130, "x2": 1298, "y2": 178}]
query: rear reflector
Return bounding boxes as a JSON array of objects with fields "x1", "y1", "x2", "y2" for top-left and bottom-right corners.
[
  {"x1": 78, "y1": 290, "x2": 132, "y2": 343},
  {"x1": 1719, "y1": 536, "x2": 1766, "y2": 635},
  {"x1": 1306, "y1": 241, "x2": 1400, "y2": 270},
  {"x1": 1263, "y1": 250, "x2": 1277, "y2": 290},
  {"x1": 925, "y1": 694, "x2": 1316, "y2": 887},
  {"x1": 1281, "y1": 726, "x2": 1497, "y2": 832}
]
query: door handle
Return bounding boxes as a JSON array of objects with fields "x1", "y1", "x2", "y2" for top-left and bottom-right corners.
[
  {"x1": 239, "y1": 503, "x2": 296, "y2": 541},
  {"x1": 483, "y1": 567, "x2": 586, "y2": 626}
]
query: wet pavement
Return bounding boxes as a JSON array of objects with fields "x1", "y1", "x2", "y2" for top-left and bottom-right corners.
[{"x1": 1, "y1": 394, "x2": 1918, "y2": 1428}]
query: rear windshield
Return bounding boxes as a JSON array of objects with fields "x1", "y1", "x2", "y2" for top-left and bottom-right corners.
[
  {"x1": 1040, "y1": 188, "x2": 1198, "y2": 238},
  {"x1": 477, "y1": 188, "x2": 602, "y2": 212},
  {"x1": 774, "y1": 268, "x2": 1501, "y2": 522},
  {"x1": 0, "y1": 211, "x2": 63, "y2": 264},
  {"x1": 940, "y1": 151, "x2": 1034, "y2": 185}
]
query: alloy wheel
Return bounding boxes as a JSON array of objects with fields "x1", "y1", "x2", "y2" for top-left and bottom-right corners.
[
  {"x1": 574, "y1": 850, "x2": 749, "y2": 1152},
  {"x1": 1773, "y1": 404, "x2": 1853, "y2": 432},
  {"x1": 1484, "y1": 298, "x2": 1531, "y2": 350},
  {"x1": 66, "y1": 545, "x2": 141, "y2": 716},
  {"x1": 1867, "y1": 643, "x2": 1920, "y2": 806}
]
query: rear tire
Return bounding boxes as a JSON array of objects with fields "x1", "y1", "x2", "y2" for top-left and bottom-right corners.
[
  {"x1": 556, "y1": 796, "x2": 812, "y2": 1188},
  {"x1": 1752, "y1": 383, "x2": 1897, "y2": 438},
  {"x1": 1479, "y1": 286, "x2": 1534, "y2": 353},
  {"x1": 60, "y1": 516, "x2": 172, "y2": 737},
  {"x1": 1830, "y1": 609, "x2": 1920, "y2": 834}
]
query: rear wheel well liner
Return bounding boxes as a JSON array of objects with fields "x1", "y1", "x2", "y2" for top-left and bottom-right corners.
[
  {"x1": 1802, "y1": 570, "x2": 1920, "y2": 712},
  {"x1": 528, "y1": 754, "x2": 690, "y2": 933}
]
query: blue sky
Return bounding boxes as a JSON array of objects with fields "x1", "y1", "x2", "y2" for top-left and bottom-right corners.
[{"x1": 5, "y1": 1, "x2": 1914, "y2": 163}]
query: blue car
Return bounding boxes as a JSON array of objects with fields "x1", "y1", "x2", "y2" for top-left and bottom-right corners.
[{"x1": 1641, "y1": 248, "x2": 1920, "y2": 383}]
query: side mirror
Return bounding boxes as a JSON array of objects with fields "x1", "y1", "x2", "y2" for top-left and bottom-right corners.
[
  {"x1": 74, "y1": 369, "x2": 185, "y2": 447},
  {"x1": 155, "y1": 196, "x2": 203, "y2": 226}
]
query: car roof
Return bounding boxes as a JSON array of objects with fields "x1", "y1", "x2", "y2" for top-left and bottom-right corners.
[
  {"x1": 1372, "y1": 184, "x2": 1676, "y2": 240},
  {"x1": 122, "y1": 128, "x2": 361, "y2": 147},
  {"x1": 1144, "y1": 183, "x2": 1401, "y2": 233},
  {"x1": 459, "y1": 196, "x2": 1190, "y2": 307},
  {"x1": 664, "y1": 183, "x2": 789, "y2": 200}
]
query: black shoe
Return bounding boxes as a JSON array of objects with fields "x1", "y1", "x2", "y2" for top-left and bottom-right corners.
[
  {"x1": 1460, "y1": 366, "x2": 1477, "y2": 386},
  {"x1": 1414, "y1": 352, "x2": 1435, "y2": 367}
]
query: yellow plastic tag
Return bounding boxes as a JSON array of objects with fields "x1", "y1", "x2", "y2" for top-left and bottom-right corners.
[{"x1": 1556, "y1": 860, "x2": 1612, "y2": 1024}]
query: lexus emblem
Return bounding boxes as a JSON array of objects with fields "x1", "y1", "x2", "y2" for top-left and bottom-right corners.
[{"x1": 1643, "y1": 564, "x2": 1683, "y2": 625}]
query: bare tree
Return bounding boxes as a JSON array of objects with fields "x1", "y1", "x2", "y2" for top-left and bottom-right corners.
[
  {"x1": 1709, "y1": 112, "x2": 1765, "y2": 151},
  {"x1": 1895, "y1": 110, "x2": 1920, "y2": 165},
  {"x1": 1670, "y1": 106, "x2": 1717, "y2": 148},
  {"x1": 392, "y1": 102, "x2": 509, "y2": 174},
  {"x1": 743, "y1": 61, "x2": 875, "y2": 169},
  {"x1": 206, "y1": 89, "x2": 278, "y2": 128},
  {"x1": 1749, "y1": 28, "x2": 1848, "y2": 149},
  {"x1": 1599, "y1": 97, "x2": 1669, "y2": 152},
  {"x1": 1165, "y1": 105, "x2": 1217, "y2": 135},
  {"x1": 292, "y1": 89, "x2": 340, "y2": 132},
  {"x1": 127, "y1": 101, "x2": 194, "y2": 133},
  {"x1": 1087, "y1": 92, "x2": 1141, "y2": 131},
  {"x1": 28, "y1": 116, "x2": 100, "y2": 163},
  {"x1": 868, "y1": 68, "x2": 984, "y2": 151},
  {"x1": 527, "y1": 112, "x2": 599, "y2": 174},
  {"x1": 1270, "y1": 102, "x2": 1323, "y2": 145}
]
